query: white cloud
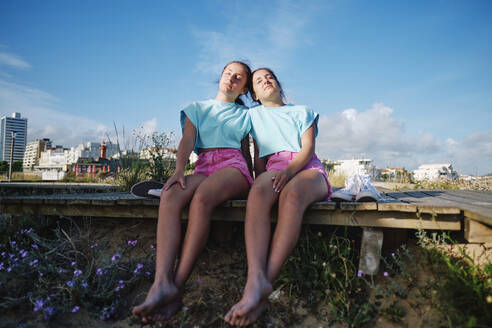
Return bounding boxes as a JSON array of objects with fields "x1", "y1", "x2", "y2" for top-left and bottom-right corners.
[
  {"x1": 316, "y1": 103, "x2": 492, "y2": 175},
  {"x1": 0, "y1": 79, "x2": 110, "y2": 146},
  {"x1": 446, "y1": 131, "x2": 492, "y2": 175},
  {"x1": 191, "y1": 0, "x2": 322, "y2": 74},
  {"x1": 141, "y1": 118, "x2": 159, "y2": 135},
  {"x1": 0, "y1": 79, "x2": 160, "y2": 150},
  {"x1": 0, "y1": 52, "x2": 31, "y2": 69}
]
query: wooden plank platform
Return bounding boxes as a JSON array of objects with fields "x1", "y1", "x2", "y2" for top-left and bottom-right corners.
[
  {"x1": 384, "y1": 191, "x2": 461, "y2": 214},
  {"x1": 4, "y1": 189, "x2": 492, "y2": 273},
  {"x1": 0, "y1": 191, "x2": 462, "y2": 231},
  {"x1": 419, "y1": 190, "x2": 492, "y2": 226}
]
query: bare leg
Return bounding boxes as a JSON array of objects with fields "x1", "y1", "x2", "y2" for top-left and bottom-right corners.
[
  {"x1": 227, "y1": 170, "x2": 328, "y2": 326},
  {"x1": 225, "y1": 172, "x2": 278, "y2": 325},
  {"x1": 174, "y1": 167, "x2": 250, "y2": 290},
  {"x1": 132, "y1": 174, "x2": 206, "y2": 322},
  {"x1": 266, "y1": 170, "x2": 328, "y2": 283},
  {"x1": 142, "y1": 168, "x2": 251, "y2": 322}
]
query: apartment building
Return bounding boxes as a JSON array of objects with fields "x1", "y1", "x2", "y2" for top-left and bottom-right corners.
[{"x1": 0, "y1": 112, "x2": 28, "y2": 162}]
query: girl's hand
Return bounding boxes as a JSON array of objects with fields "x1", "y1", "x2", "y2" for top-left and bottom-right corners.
[
  {"x1": 164, "y1": 171, "x2": 186, "y2": 190},
  {"x1": 272, "y1": 169, "x2": 294, "y2": 193}
]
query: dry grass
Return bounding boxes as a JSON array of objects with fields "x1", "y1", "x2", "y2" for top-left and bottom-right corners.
[
  {"x1": 0, "y1": 172, "x2": 42, "y2": 181},
  {"x1": 328, "y1": 171, "x2": 346, "y2": 188}
]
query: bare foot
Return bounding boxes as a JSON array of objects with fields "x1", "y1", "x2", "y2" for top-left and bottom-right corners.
[
  {"x1": 132, "y1": 281, "x2": 179, "y2": 323},
  {"x1": 236, "y1": 298, "x2": 269, "y2": 326},
  {"x1": 224, "y1": 273, "x2": 272, "y2": 325},
  {"x1": 147, "y1": 294, "x2": 183, "y2": 322}
]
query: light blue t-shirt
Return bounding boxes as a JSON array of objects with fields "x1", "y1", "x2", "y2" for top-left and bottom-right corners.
[
  {"x1": 249, "y1": 104, "x2": 319, "y2": 158},
  {"x1": 180, "y1": 99, "x2": 251, "y2": 153}
]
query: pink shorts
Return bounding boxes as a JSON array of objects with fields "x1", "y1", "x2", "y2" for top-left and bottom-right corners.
[
  {"x1": 266, "y1": 151, "x2": 332, "y2": 200},
  {"x1": 194, "y1": 148, "x2": 254, "y2": 185}
]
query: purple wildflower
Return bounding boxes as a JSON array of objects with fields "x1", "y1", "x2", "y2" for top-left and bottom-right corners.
[
  {"x1": 43, "y1": 306, "x2": 55, "y2": 320},
  {"x1": 133, "y1": 263, "x2": 144, "y2": 274},
  {"x1": 72, "y1": 306, "x2": 80, "y2": 313},
  {"x1": 197, "y1": 279, "x2": 202, "y2": 285},
  {"x1": 11, "y1": 241, "x2": 16, "y2": 247},
  {"x1": 150, "y1": 244, "x2": 155, "y2": 250},
  {"x1": 357, "y1": 270, "x2": 364, "y2": 277},
  {"x1": 71, "y1": 261, "x2": 77, "y2": 267},
  {"x1": 20, "y1": 250, "x2": 28, "y2": 258},
  {"x1": 32, "y1": 244, "x2": 39, "y2": 250},
  {"x1": 127, "y1": 240, "x2": 137, "y2": 247},
  {"x1": 58, "y1": 268, "x2": 66, "y2": 274},
  {"x1": 20, "y1": 228, "x2": 33, "y2": 234},
  {"x1": 90, "y1": 243, "x2": 99, "y2": 249},
  {"x1": 99, "y1": 306, "x2": 115, "y2": 320},
  {"x1": 111, "y1": 254, "x2": 121, "y2": 262},
  {"x1": 96, "y1": 268, "x2": 103, "y2": 275},
  {"x1": 30, "y1": 259, "x2": 38, "y2": 266},
  {"x1": 74, "y1": 269, "x2": 82, "y2": 277},
  {"x1": 81, "y1": 281, "x2": 88, "y2": 288},
  {"x1": 0, "y1": 262, "x2": 3, "y2": 270},
  {"x1": 34, "y1": 299, "x2": 44, "y2": 312},
  {"x1": 391, "y1": 252, "x2": 395, "y2": 257},
  {"x1": 145, "y1": 271, "x2": 151, "y2": 276},
  {"x1": 67, "y1": 280, "x2": 75, "y2": 287},
  {"x1": 7, "y1": 267, "x2": 12, "y2": 272},
  {"x1": 115, "y1": 280, "x2": 125, "y2": 291},
  {"x1": 1, "y1": 252, "x2": 5, "y2": 257},
  {"x1": 383, "y1": 271, "x2": 389, "y2": 277}
]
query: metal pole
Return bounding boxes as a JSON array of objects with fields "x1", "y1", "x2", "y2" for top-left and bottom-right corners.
[{"x1": 8, "y1": 131, "x2": 16, "y2": 182}]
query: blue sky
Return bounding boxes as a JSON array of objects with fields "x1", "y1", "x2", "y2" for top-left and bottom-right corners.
[{"x1": 1, "y1": 0, "x2": 491, "y2": 175}]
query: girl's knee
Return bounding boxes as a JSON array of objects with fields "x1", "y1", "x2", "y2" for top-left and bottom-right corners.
[
  {"x1": 279, "y1": 188, "x2": 304, "y2": 208},
  {"x1": 190, "y1": 189, "x2": 214, "y2": 211},
  {"x1": 250, "y1": 180, "x2": 273, "y2": 197},
  {"x1": 160, "y1": 186, "x2": 188, "y2": 207}
]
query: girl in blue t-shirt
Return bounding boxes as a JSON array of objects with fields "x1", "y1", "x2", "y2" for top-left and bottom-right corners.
[
  {"x1": 225, "y1": 68, "x2": 332, "y2": 326},
  {"x1": 132, "y1": 61, "x2": 253, "y2": 323}
]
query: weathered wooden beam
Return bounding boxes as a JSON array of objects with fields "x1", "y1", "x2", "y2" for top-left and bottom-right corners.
[
  {"x1": 340, "y1": 202, "x2": 377, "y2": 211},
  {"x1": 0, "y1": 201, "x2": 462, "y2": 231},
  {"x1": 464, "y1": 218, "x2": 492, "y2": 243},
  {"x1": 302, "y1": 210, "x2": 460, "y2": 230}
]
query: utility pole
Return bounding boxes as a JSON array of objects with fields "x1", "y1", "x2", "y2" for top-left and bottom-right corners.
[{"x1": 8, "y1": 131, "x2": 16, "y2": 182}]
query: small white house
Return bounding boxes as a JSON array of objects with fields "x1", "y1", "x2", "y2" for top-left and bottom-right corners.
[{"x1": 413, "y1": 164, "x2": 458, "y2": 181}]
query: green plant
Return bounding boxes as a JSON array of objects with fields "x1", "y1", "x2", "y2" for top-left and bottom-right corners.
[
  {"x1": 107, "y1": 123, "x2": 177, "y2": 189},
  {"x1": 380, "y1": 300, "x2": 405, "y2": 323},
  {"x1": 116, "y1": 161, "x2": 150, "y2": 191},
  {"x1": 277, "y1": 227, "x2": 375, "y2": 327},
  {"x1": 0, "y1": 214, "x2": 155, "y2": 323},
  {"x1": 146, "y1": 132, "x2": 176, "y2": 182},
  {"x1": 415, "y1": 230, "x2": 492, "y2": 327}
]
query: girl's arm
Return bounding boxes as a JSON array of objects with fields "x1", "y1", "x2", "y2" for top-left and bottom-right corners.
[
  {"x1": 253, "y1": 139, "x2": 267, "y2": 178},
  {"x1": 164, "y1": 117, "x2": 196, "y2": 190},
  {"x1": 241, "y1": 136, "x2": 253, "y2": 178},
  {"x1": 272, "y1": 123, "x2": 315, "y2": 192}
]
